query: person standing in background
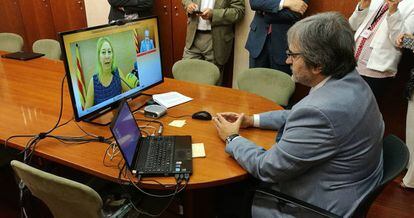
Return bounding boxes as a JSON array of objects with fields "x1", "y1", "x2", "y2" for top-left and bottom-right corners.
[
  {"x1": 349, "y1": 0, "x2": 414, "y2": 100},
  {"x1": 246, "y1": 0, "x2": 309, "y2": 75},
  {"x1": 182, "y1": 0, "x2": 245, "y2": 84},
  {"x1": 140, "y1": 29, "x2": 155, "y2": 52},
  {"x1": 108, "y1": 0, "x2": 154, "y2": 23},
  {"x1": 396, "y1": 33, "x2": 414, "y2": 189}
]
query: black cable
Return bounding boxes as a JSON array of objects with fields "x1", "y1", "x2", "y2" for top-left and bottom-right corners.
[
  {"x1": 57, "y1": 117, "x2": 74, "y2": 128},
  {"x1": 166, "y1": 114, "x2": 192, "y2": 119},
  {"x1": 5, "y1": 75, "x2": 68, "y2": 165},
  {"x1": 112, "y1": 68, "x2": 134, "y2": 90},
  {"x1": 43, "y1": 74, "x2": 67, "y2": 135},
  {"x1": 135, "y1": 118, "x2": 164, "y2": 136},
  {"x1": 116, "y1": 163, "x2": 188, "y2": 217},
  {"x1": 127, "y1": 173, "x2": 187, "y2": 198}
]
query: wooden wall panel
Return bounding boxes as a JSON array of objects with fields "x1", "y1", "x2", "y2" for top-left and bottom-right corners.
[
  {"x1": 306, "y1": 0, "x2": 359, "y2": 18},
  {"x1": 171, "y1": 0, "x2": 187, "y2": 65},
  {"x1": 154, "y1": 0, "x2": 174, "y2": 77},
  {"x1": 0, "y1": 0, "x2": 27, "y2": 50},
  {"x1": 50, "y1": 0, "x2": 87, "y2": 34},
  {"x1": 18, "y1": 0, "x2": 56, "y2": 50}
]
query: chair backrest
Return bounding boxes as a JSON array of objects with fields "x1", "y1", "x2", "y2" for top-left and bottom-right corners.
[
  {"x1": 351, "y1": 134, "x2": 409, "y2": 218},
  {"x1": 172, "y1": 59, "x2": 220, "y2": 85},
  {"x1": 11, "y1": 160, "x2": 103, "y2": 218},
  {"x1": 237, "y1": 68, "x2": 295, "y2": 106},
  {"x1": 0, "y1": 33, "x2": 24, "y2": 52},
  {"x1": 32, "y1": 39, "x2": 62, "y2": 60}
]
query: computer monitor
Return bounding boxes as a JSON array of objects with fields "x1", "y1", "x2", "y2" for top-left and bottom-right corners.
[{"x1": 60, "y1": 16, "x2": 163, "y2": 122}]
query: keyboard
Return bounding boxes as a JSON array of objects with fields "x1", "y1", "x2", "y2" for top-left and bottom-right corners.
[{"x1": 138, "y1": 136, "x2": 174, "y2": 174}]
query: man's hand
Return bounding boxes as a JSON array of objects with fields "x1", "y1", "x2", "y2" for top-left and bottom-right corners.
[
  {"x1": 387, "y1": 0, "x2": 401, "y2": 15},
  {"x1": 396, "y1": 34, "x2": 414, "y2": 53},
  {"x1": 359, "y1": 0, "x2": 371, "y2": 10},
  {"x1": 283, "y1": 0, "x2": 308, "y2": 15},
  {"x1": 213, "y1": 113, "x2": 245, "y2": 141},
  {"x1": 201, "y1": 8, "x2": 213, "y2": 20},
  {"x1": 396, "y1": 34, "x2": 405, "y2": 48},
  {"x1": 186, "y1": 2, "x2": 198, "y2": 14},
  {"x1": 218, "y1": 112, "x2": 253, "y2": 128}
]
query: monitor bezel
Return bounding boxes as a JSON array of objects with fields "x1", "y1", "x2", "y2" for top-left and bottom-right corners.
[{"x1": 59, "y1": 16, "x2": 164, "y2": 122}]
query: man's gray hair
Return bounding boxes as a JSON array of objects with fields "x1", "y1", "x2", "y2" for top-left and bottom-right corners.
[{"x1": 287, "y1": 12, "x2": 356, "y2": 78}]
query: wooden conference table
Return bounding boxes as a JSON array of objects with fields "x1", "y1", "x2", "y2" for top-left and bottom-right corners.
[{"x1": 0, "y1": 51, "x2": 281, "y2": 190}]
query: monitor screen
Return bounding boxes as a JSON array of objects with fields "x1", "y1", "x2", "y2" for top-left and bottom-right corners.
[
  {"x1": 60, "y1": 17, "x2": 163, "y2": 121},
  {"x1": 110, "y1": 101, "x2": 141, "y2": 169}
]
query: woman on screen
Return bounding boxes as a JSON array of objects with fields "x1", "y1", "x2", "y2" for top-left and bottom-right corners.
[{"x1": 85, "y1": 37, "x2": 137, "y2": 109}]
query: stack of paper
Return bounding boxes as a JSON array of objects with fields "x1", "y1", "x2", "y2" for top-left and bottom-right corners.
[{"x1": 152, "y1": 91, "x2": 192, "y2": 108}]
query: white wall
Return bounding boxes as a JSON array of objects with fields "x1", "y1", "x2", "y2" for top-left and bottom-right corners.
[
  {"x1": 232, "y1": 0, "x2": 253, "y2": 88},
  {"x1": 84, "y1": 0, "x2": 110, "y2": 27}
]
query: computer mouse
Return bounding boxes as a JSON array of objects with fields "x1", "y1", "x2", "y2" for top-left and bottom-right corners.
[{"x1": 192, "y1": 111, "x2": 212, "y2": 120}]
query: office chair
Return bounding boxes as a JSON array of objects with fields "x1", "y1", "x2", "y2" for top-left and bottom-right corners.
[
  {"x1": 11, "y1": 160, "x2": 131, "y2": 218},
  {"x1": 32, "y1": 39, "x2": 62, "y2": 60},
  {"x1": 237, "y1": 68, "x2": 295, "y2": 107},
  {"x1": 0, "y1": 33, "x2": 24, "y2": 53},
  {"x1": 172, "y1": 59, "x2": 220, "y2": 85},
  {"x1": 247, "y1": 134, "x2": 409, "y2": 218}
]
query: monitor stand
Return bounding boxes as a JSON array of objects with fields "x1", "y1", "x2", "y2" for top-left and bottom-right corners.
[
  {"x1": 129, "y1": 94, "x2": 152, "y2": 114},
  {"x1": 82, "y1": 94, "x2": 153, "y2": 126},
  {"x1": 83, "y1": 110, "x2": 115, "y2": 126}
]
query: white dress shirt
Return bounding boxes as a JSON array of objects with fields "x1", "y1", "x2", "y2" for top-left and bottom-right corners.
[
  {"x1": 253, "y1": 76, "x2": 332, "y2": 127},
  {"x1": 197, "y1": 0, "x2": 215, "y2": 30}
]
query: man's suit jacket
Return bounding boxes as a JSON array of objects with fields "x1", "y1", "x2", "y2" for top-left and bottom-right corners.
[
  {"x1": 245, "y1": 0, "x2": 309, "y2": 65},
  {"x1": 349, "y1": 0, "x2": 414, "y2": 73},
  {"x1": 108, "y1": 0, "x2": 153, "y2": 22},
  {"x1": 140, "y1": 38, "x2": 154, "y2": 52},
  {"x1": 226, "y1": 70, "x2": 384, "y2": 217},
  {"x1": 182, "y1": 0, "x2": 245, "y2": 65}
]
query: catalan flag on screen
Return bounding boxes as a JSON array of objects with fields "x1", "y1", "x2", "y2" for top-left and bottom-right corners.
[
  {"x1": 75, "y1": 44, "x2": 86, "y2": 109},
  {"x1": 134, "y1": 29, "x2": 140, "y2": 54}
]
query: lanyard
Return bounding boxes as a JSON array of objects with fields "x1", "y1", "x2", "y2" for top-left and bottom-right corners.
[{"x1": 369, "y1": 3, "x2": 388, "y2": 30}]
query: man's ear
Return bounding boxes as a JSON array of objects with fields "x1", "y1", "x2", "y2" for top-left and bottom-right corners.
[{"x1": 311, "y1": 66, "x2": 323, "y2": 75}]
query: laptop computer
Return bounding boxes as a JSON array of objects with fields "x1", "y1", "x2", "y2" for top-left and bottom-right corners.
[
  {"x1": 110, "y1": 101, "x2": 192, "y2": 177},
  {"x1": 2, "y1": 51, "x2": 44, "y2": 61}
]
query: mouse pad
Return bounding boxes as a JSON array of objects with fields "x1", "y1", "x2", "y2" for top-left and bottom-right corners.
[{"x1": 2, "y1": 51, "x2": 44, "y2": 61}]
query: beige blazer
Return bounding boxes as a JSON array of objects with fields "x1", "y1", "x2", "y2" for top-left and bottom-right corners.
[{"x1": 182, "y1": 0, "x2": 245, "y2": 65}]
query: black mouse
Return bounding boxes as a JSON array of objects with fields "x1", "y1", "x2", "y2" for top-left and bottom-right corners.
[{"x1": 192, "y1": 111, "x2": 212, "y2": 120}]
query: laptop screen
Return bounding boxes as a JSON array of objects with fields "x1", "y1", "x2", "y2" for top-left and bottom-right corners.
[{"x1": 111, "y1": 102, "x2": 141, "y2": 168}]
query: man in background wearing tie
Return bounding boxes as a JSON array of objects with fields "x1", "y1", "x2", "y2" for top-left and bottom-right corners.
[
  {"x1": 246, "y1": 0, "x2": 309, "y2": 74},
  {"x1": 213, "y1": 12, "x2": 384, "y2": 217},
  {"x1": 182, "y1": 0, "x2": 244, "y2": 84},
  {"x1": 349, "y1": 0, "x2": 414, "y2": 99}
]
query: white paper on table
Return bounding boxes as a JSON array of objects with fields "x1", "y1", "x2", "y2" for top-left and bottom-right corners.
[{"x1": 152, "y1": 91, "x2": 192, "y2": 108}]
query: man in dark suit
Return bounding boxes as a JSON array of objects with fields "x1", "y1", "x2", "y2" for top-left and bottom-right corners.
[
  {"x1": 246, "y1": 0, "x2": 308, "y2": 74},
  {"x1": 108, "y1": 0, "x2": 153, "y2": 23}
]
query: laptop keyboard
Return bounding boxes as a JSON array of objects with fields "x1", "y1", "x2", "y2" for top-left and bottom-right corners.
[{"x1": 139, "y1": 136, "x2": 174, "y2": 173}]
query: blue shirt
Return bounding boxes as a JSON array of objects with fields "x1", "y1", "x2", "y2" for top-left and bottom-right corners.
[
  {"x1": 93, "y1": 68, "x2": 122, "y2": 105},
  {"x1": 140, "y1": 39, "x2": 154, "y2": 52}
]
